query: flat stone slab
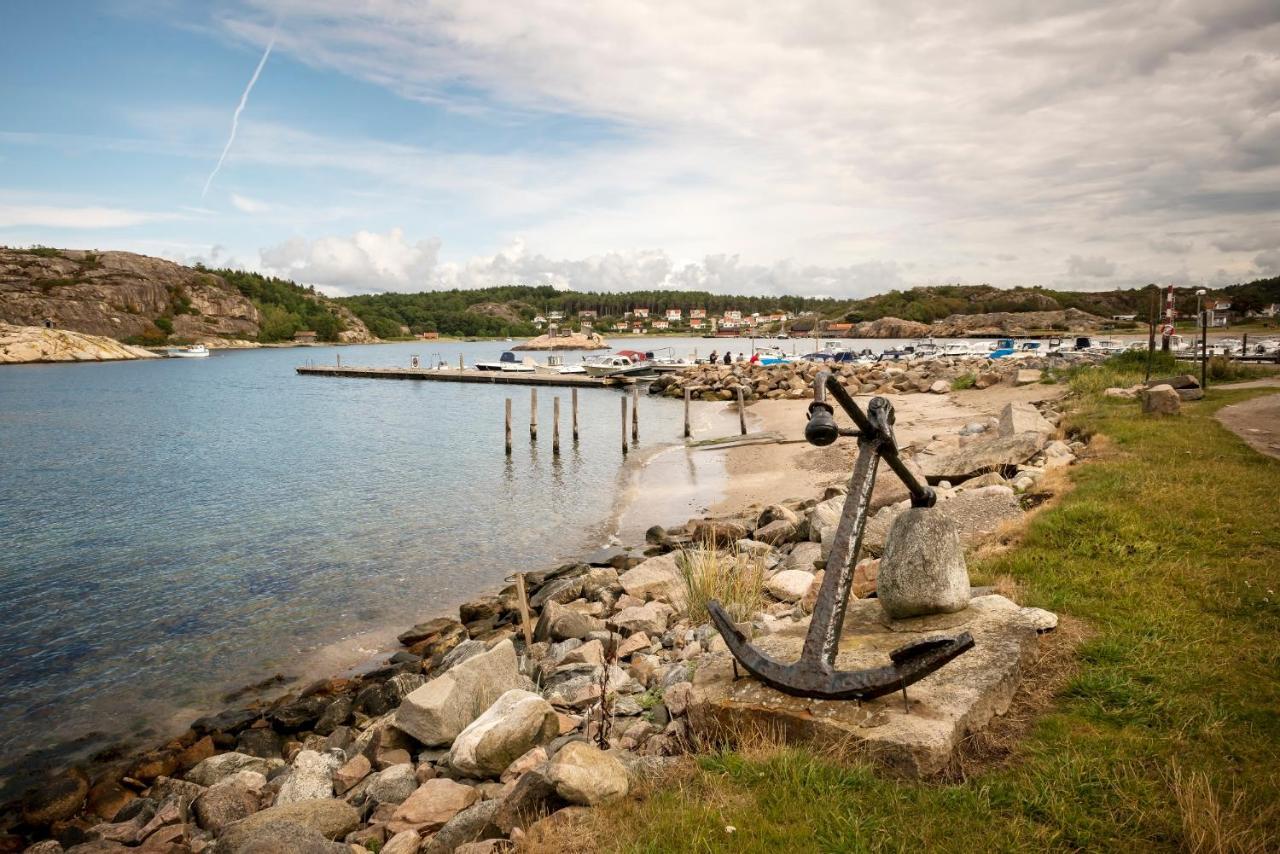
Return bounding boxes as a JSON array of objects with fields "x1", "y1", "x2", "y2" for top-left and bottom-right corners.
[{"x1": 690, "y1": 594, "x2": 1054, "y2": 777}]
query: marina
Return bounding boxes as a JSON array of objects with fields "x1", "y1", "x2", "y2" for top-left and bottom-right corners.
[{"x1": 296, "y1": 363, "x2": 638, "y2": 386}]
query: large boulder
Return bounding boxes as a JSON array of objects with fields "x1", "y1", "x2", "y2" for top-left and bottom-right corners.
[
  {"x1": 783, "y1": 541, "x2": 824, "y2": 573},
  {"x1": 449, "y1": 690, "x2": 559, "y2": 778},
  {"x1": 21, "y1": 768, "x2": 89, "y2": 825},
  {"x1": 609, "y1": 602, "x2": 671, "y2": 636},
  {"x1": 422, "y1": 800, "x2": 504, "y2": 854},
  {"x1": 997, "y1": 402, "x2": 1054, "y2": 438},
  {"x1": 394, "y1": 639, "x2": 525, "y2": 746},
  {"x1": 544, "y1": 741, "x2": 630, "y2": 806},
  {"x1": 917, "y1": 432, "x2": 1046, "y2": 483},
  {"x1": 386, "y1": 779, "x2": 479, "y2": 834},
  {"x1": 1142, "y1": 384, "x2": 1181, "y2": 416},
  {"x1": 876, "y1": 507, "x2": 970, "y2": 619},
  {"x1": 217, "y1": 798, "x2": 359, "y2": 850},
  {"x1": 534, "y1": 600, "x2": 604, "y2": 642}
]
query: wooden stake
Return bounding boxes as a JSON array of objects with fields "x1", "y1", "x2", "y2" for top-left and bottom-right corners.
[
  {"x1": 530, "y1": 388, "x2": 538, "y2": 441},
  {"x1": 514, "y1": 572, "x2": 533, "y2": 648},
  {"x1": 458, "y1": 354, "x2": 464, "y2": 371},
  {"x1": 621, "y1": 396, "x2": 629, "y2": 455},
  {"x1": 553, "y1": 396, "x2": 561, "y2": 456},
  {"x1": 683, "y1": 386, "x2": 692, "y2": 438},
  {"x1": 505, "y1": 398, "x2": 512, "y2": 456},
  {"x1": 571, "y1": 388, "x2": 579, "y2": 441},
  {"x1": 631, "y1": 385, "x2": 639, "y2": 442},
  {"x1": 737, "y1": 385, "x2": 747, "y2": 435}
]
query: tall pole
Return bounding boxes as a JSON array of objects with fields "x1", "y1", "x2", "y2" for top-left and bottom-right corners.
[
  {"x1": 1161, "y1": 285, "x2": 1175, "y2": 353},
  {"x1": 1145, "y1": 286, "x2": 1157, "y2": 383},
  {"x1": 620, "y1": 396, "x2": 629, "y2": 455},
  {"x1": 631, "y1": 385, "x2": 639, "y2": 442},
  {"x1": 552, "y1": 396, "x2": 561, "y2": 456},
  {"x1": 683, "y1": 387, "x2": 692, "y2": 439},
  {"x1": 571, "y1": 388, "x2": 579, "y2": 442},
  {"x1": 505, "y1": 398, "x2": 512, "y2": 456},
  {"x1": 530, "y1": 389, "x2": 538, "y2": 441},
  {"x1": 737, "y1": 386, "x2": 747, "y2": 435},
  {"x1": 1199, "y1": 293, "x2": 1208, "y2": 390}
]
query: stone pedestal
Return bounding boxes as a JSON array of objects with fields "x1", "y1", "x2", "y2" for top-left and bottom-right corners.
[{"x1": 690, "y1": 595, "x2": 1055, "y2": 777}]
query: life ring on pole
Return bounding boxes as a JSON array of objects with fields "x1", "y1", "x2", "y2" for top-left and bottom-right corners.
[{"x1": 410, "y1": 355, "x2": 420, "y2": 369}]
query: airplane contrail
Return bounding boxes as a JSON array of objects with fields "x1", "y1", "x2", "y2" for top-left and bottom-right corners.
[{"x1": 202, "y1": 32, "x2": 277, "y2": 200}]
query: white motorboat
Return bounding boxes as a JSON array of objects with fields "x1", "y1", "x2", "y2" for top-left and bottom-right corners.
[
  {"x1": 583, "y1": 351, "x2": 657, "y2": 378},
  {"x1": 939, "y1": 342, "x2": 974, "y2": 358},
  {"x1": 1087, "y1": 339, "x2": 1126, "y2": 356},
  {"x1": 532, "y1": 355, "x2": 587, "y2": 375},
  {"x1": 169, "y1": 344, "x2": 209, "y2": 358},
  {"x1": 475, "y1": 351, "x2": 535, "y2": 372}
]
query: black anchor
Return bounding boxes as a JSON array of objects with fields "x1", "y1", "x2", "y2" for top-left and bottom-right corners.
[{"x1": 707, "y1": 369, "x2": 974, "y2": 702}]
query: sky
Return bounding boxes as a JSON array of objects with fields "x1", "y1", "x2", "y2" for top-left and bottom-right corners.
[{"x1": 1, "y1": 0, "x2": 1278, "y2": 298}]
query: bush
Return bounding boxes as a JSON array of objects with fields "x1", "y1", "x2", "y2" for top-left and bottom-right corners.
[
  {"x1": 952, "y1": 372, "x2": 977, "y2": 390},
  {"x1": 154, "y1": 316, "x2": 174, "y2": 335}
]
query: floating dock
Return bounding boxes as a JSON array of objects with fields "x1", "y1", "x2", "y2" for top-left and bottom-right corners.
[{"x1": 296, "y1": 365, "x2": 638, "y2": 387}]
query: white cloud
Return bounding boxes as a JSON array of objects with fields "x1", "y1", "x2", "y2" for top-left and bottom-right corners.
[
  {"x1": 1255, "y1": 248, "x2": 1280, "y2": 276},
  {"x1": 0, "y1": 203, "x2": 178, "y2": 229},
  {"x1": 230, "y1": 193, "x2": 270, "y2": 213},
  {"x1": 258, "y1": 229, "x2": 903, "y2": 297},
  {"x1": 197, "y1": 0, "x2": 1280, "y2": 289}
]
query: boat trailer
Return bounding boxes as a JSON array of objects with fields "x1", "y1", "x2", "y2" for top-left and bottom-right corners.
[{"x1": 707, "y1": 370, "x2": 974, "y2": 702}]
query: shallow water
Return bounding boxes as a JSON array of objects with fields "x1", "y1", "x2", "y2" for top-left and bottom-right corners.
[{"x1": 0, "y1": 337, "x2": 741, "y2": 786}]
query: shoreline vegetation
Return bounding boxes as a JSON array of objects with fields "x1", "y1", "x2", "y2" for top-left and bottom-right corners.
[{"x1": 9, "y1": 351, "x2": 1274, "y2": 851}]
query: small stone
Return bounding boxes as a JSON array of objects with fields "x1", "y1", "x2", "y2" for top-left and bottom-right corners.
[
  {"x1": 610, "y1": 602, "x2": 671, "y2": 636},
  {"x1": 617, "y1": 552, "x2": 685, "y2": 606},
  {"x1": 366, "y1": 763, "x2": 419, "y2": 806},
  {"x1": 184, "y1": 752, "x2": 281, "y2": 787},
  {"x1": 275, "y1": 750, "x2": 338, "y2": 804},
  {"x1": 561, "y1": 639, "x2": 605, "y2": 667},
  {"x1": 332, "y1": 754, "x2": 371, "y2": 795},
  {"x1": 1014, "y1": 369, "x2": 1042, "y2": 385},
  {"x1": 387, "y1": 779, "x2": 479, "y2": 834},
  {"x1": 765, "y1": 570, "x2": 814, "y2": 603},
  {"x1": 380, "y1": 829, "x2": 422, "y2": 854},
  {"x1": 997, "y1": 402, "x2": 1054, "y2": 438},
  {"x1": 615, "y1": 632, "x2": 651, "y2": 659},
  {"x1": 852, "y1": 558, "x2": 879, "y2": 598},
  {"x1": 21, "y1": 768, "x2": 89, "y2": 825},
  {"x1": 929, "y1": 380, "x2": 950, "y2": 394},
  {"x1": 217, "y1": 797, "x2": 360, "y2": 847},
  {"x1": 422, "y1": 799, "x2": 503, "y2": 854},
  {"x1": 193, "y1": 771, "x2": 264, "y2": 834}
]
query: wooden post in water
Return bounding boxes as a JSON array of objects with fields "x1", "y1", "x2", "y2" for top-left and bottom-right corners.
[
  {"x1": 631, "y1": 386, "x2": 639, "y2": 442},
  {"x1": 504, "y1": 398, "x2": 512, "y2": 456},
  {"x1": 458, "y1": 354, "x2": 464, "y2": 371},
  {"x1": 530, "y1": 389, "x2": 538, "y2": 441},
  {"x1": 514, "y1": 572, "x2": 533, "y2": 648},
  {"x1": 683, "y1": 387, "x2": 692, "y2": 438},
  {"x1": 737, "y1": 386, "x2": 747, "y2": 435},
  {"x1": 336, "y1": 353, "x2": 341, "y2": 367},
  {"x1": 571, "y1": 388, "x2": 579, "y2": 442},
  {"x1": 553, "y1": 397, "x2": 561, "y2": 456},
  {"x1": 621, "y1": 396, "x2": 629, "y2": 455}
]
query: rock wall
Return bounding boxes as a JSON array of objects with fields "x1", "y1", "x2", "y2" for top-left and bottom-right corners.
[
  {"x1": 0, "y1": 248, "x2": 260, "y2": 340},
  {"x1": 0, "y1": 322, "x2": 161, "y2": 364}
]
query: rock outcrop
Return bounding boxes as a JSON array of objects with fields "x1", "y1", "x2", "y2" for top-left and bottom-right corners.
[
  {"x1": 0, "y1": 322, "x2": 161, "y2": 364},
  {"x1": 928, "y1": 307, "x2": 1110, "y2": 337},
  {"x1": 511, "y1": 331, "x2": 609, "y2": 351}
]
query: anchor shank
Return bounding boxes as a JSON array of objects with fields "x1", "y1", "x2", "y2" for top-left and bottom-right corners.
[{"x1": 798, "y1": 429, "x2": 883, "y2": 667}]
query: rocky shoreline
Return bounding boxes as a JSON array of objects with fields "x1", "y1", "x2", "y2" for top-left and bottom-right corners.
[{"x1": 3, "y1": 360, "x2": 1090, "y2": 853}]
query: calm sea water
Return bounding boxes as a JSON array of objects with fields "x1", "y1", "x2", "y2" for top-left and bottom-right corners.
[{"x1": 0, "y1": 336, "x2": 755, "y2": 787}]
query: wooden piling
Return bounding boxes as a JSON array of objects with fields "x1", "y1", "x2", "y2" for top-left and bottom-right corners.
[
  {"x1": 631, "y1": 386, "x2": 639, "y2": 442},
  {"x1": 621, "y1": 396, "x2": 629, "y2": 455},
  {"x1": 504, "y1": 398, "x2": 512, "y2": 456},
  {"x1": 458, "y1": 354, "x2": 464, "y2": 371},
  {"x1": 683, "y1": 387, "x2": 692, "y2": 438},
  {"x1": 571, "y1": 388, "x2": 579, "y2": 441},
  {"x1": 553, "y1": 397, "x2": 561, "y2": 456},
  {"x1": 530, "y1": 389, "x2": 538, "y2": 441},
  {"x1": 737, "y1": 386, "x2": 747, "y2": 435},
  {"x1": 515, "y1": 572, "x2": 533, "y2": 648}
]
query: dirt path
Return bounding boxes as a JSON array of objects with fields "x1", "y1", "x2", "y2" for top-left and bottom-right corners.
[{"x1": 1216, "y1": 392, "x2": 1280, "y2": 460}]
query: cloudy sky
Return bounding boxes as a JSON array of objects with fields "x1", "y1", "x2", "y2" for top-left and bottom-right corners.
[{"x1": 2, "y1": 0, "x2": 1278, "y2": 297}]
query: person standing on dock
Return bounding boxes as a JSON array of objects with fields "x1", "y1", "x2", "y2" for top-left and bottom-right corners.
[
  {"x1": 709, "y1": 350, "x2": 718, "y2": 364},
  {"x1": 722, "y1": 351, "x2": 732, "y2": 365}
]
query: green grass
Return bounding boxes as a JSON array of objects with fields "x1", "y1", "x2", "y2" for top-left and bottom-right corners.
[{"x1": 594, "y1": 385, "x2": 1280, "y2": 852}]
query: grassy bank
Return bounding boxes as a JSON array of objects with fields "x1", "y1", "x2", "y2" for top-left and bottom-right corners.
[{"x1": 580, "y1": 381, "x2": 1280, "y2": 852}]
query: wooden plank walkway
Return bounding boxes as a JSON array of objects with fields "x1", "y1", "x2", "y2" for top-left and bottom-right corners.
[{"x1": 296, "y1": 365, "x2": 636, "y2": 387}]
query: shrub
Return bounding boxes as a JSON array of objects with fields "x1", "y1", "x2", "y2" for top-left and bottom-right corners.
[
  {"x1": 952, "y1": 372, "x2": 977, "y2": 390},
  {"x1": 677, "y1": 543, "x2": 766, "y2": 624},
  {"x1": 154, "y1": 316, "x2": 174, "y2": 335}
]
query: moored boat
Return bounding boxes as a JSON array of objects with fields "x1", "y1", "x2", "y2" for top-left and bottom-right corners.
[
  {"x1": 168, "y1": 344, "x2": 209, "y2": 358},
  {"x1": 475, "y1": 351, "x2": 535, "y2": 372}
]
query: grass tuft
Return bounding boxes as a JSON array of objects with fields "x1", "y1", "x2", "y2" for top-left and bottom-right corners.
[{"x1": 677, "y1": 543, "x2": 766, "y2": 624}]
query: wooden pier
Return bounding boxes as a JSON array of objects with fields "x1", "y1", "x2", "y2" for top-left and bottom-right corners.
[{"x1": 295, "y1": 365, "x2": 637, "y2": 387}]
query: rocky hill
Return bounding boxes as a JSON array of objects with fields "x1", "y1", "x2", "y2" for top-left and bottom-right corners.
[{"x1": 0, "y1": 247, "x2": 376, "y2": 346}]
